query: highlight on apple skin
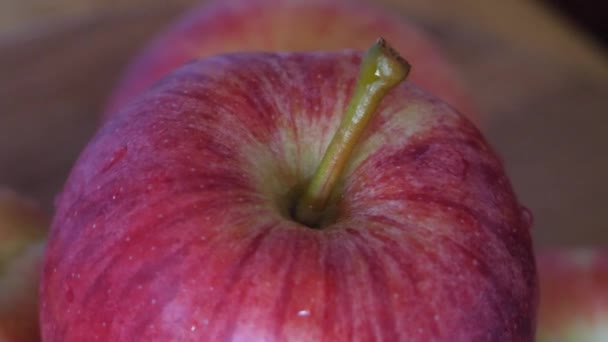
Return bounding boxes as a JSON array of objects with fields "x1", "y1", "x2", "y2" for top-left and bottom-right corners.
[
  {"x1": 105, "y1": 0, "x2": 477, "y2": 122},
  {"x1": 42, "y1": 47, "x2": 536, "y2": 341},
  {"x1": 537, "y1": 249, "x2": 608, "y2": 342},
  {"x1": 0, "y1": 188, "x2": 48, "y2": 342}
]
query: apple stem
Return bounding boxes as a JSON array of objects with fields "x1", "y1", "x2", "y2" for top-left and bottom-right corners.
[{"x1": 294, "y1": 38, "x2": 410, "y2": 228}]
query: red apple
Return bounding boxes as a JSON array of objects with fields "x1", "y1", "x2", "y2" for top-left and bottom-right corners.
[
  {"x1": 105, "y1": 0, "x2": 477, "y2": 121},
  {"x1": 537, "y1": 249, "x2": 608, "y2": 341},
  {"x1": 42, "y1": 42, "x2": 535, "y2": 340},
  {"x1": 0, "y1": 188, "x2": 47, "y2": 342}
]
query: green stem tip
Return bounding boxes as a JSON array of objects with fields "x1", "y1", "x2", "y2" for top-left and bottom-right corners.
[{"x1": 294, "y1": 38, "x2": 411, "y2": 228}]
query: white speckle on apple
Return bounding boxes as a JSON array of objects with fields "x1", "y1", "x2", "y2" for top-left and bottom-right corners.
[
  {"x1": 125, "y1": 236, "x2": 131, "y2": 242},
  {"x1": 297, "y1": 309, "x2": 310, "y2": 317},
  {"x1": 128, "y1": 255, "x2": 133, "y2": 261},
  {"x1": 119, "y1": 187, "x2": 124, "y2": 193},
  {"x1": 151, "y1": 298, "x2": 157, "y2": 305},
  {"x1": 92, "y1": 223, "x2": 97, "y2": 229},
  {"x1": 157, "y1": 214, "x2": 164, "y2": 219},
  {"x1": 137, "y1": 285, "x2": 143, "y2": 290},
  {"x1": 112, "y1": 195, "x2": 117, "y2": 200},
  {"x1": 147, "y1": 184, "x2": 153, "y2": 190},
  {"x1": 101, "y1": 321, "x2": 107, "y2": 328},
  {"x1": 434, "y1": 314, "x2": 439, "y2": 321},
  {"x1": 191, "y1": 325, "x2": 197, "y2": 332}
]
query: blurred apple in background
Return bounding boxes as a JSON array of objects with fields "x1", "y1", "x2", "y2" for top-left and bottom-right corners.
[
  {"x1": 105, "y1": 0, "x2": 477, "y2": 122},
  {"x1": 42, "y1": 41, "x2": 535, "y2": 340},
  {"x1": 537, "y1": 249, "x2": 608, "y2": 341},
  {"x1": 0, "y1": 189, "x2": 47, "y2": 341}
]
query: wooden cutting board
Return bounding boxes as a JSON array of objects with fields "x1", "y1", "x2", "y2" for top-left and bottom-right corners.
[{"x1": 1, "y1": 0, "x2": 607, "y2": 246}]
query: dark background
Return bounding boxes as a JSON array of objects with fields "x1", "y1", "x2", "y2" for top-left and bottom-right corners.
[{"x1": 548, "y1": 0, "x2": 607, "y2": 45}]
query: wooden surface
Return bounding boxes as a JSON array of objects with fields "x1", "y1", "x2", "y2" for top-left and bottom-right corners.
[{"x1": 0, "y1": 0, "x2": 607, "y2": 246}]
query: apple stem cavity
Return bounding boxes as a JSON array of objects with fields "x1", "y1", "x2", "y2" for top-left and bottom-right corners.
[{"x1": 294, "y1": 38, "x2": 411, "y2": 228}]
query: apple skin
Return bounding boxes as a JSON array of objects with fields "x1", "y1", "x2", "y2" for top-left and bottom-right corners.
[
  {"x1": 0, "y1": 189, "x2": 47, "y2": 342},
  {"x1": 105, "y1": 0, "x2": 477, "y2": 121},
  {"x1": 42, "y1": 51, "x2": 535, "y2": 341},
  {"x1": 537, "y1": 249, "x2": 608, "y2": 341}
]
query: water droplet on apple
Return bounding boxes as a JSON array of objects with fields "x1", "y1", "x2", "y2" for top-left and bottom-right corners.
[
  {"x1": 519, "y1": 206, "x2": 533, "y2": 229},
  {"x1": 297, "y1": 310, "x2": 310, "y2": 317}
]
